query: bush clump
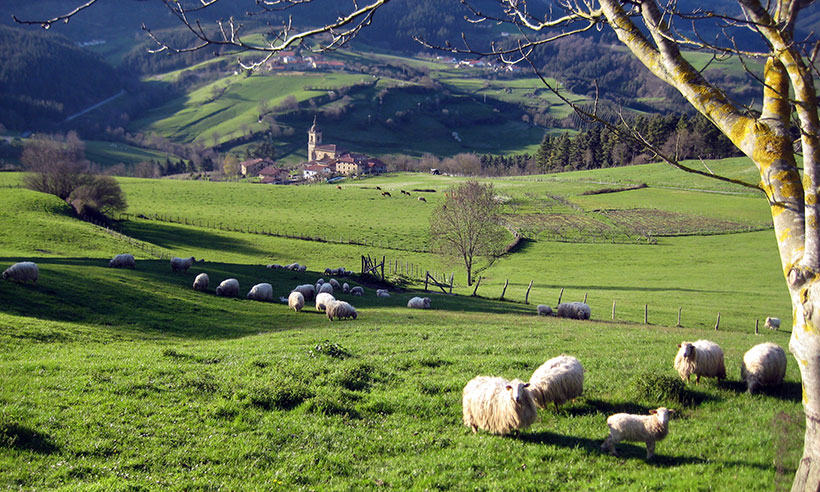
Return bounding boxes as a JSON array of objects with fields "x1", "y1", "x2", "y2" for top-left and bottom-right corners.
[
  {"x1": 309, "y1": 340, "x2": 351, "y2": 359},
  {"x1": 633, "y1": 372, "x2": 688, "y2": 405}
]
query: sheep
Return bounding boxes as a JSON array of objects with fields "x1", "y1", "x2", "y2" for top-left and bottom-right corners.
[
  {"x1": 297, "y1": 265, "x2": 307, "y2": 273},
  {"x1": 556, "y1": 302, "x2": 590, "y2": 320},
  {"x1": 350, "y1": 286, "x2": 364, "y2": 296},
  {"x1": 537, "y1": 304, "x2": 553, "y2": 316},
  {"x1": 288, "y1": 291, "x2": 305, "y2": 312},
  {"x1": 343, "y1": 282, "x2": 350, "y2": 293},
  {"x1": 382, "y1": 191, "x2": 391, "y2": 197},
  {"x1": 324, "y1": 268, "x2": 333, "y2": 275},
  {"x1": 407, "y1": 296, "x2": 431, "y2": 309},
  {"x1": 462, "y1": 376, "x2": 538, "y2": 436},
  {"x1": 329, "y1": 278, "x2": 341, "y2": 290},
  {"x1": 741, "y1": 342, "x2": 787, "y2": 394},
  {"x1": 266, "y1": 264, "x2": 283, "y2": 269},
  {"x1": 326, "y1": 300, "x2": 357, "y2": 321},
  {"x1": 315, "y1": 292, "x2": 335, "y2": 312},
  {"x1": 215, "y1": 278, "x2": 240, "y2": 297},
  {"x1": 317, "y1": 278, "x2": 326, "y2": 285},
  {"x1": 764, "y1": 317, "x2": 781, "y2": 331},
  {"x1": 376, "y1": 289, "x2": 390, "y2": 297},
  {"x1": 109, "y1": 254, "x2": 135, "y2": 269},
  {"x1": 171, "y1": 256, "x2": 199, "y2": 273},
  {"x1": 601, "y1": 407, "x2": 674, "y2": 459},
  {"x1": 418, "y1": 196, "x2": 427, "y2": 202},
  {"x1": 528, "y1": 355, "x2": 584, "y2": 411},
  {"x1": 292, "y1": 284, "x2": 316, "y2": 301},
  {"x1": 318, "y1": 282, "x2": 333, "y2": 295},
  {"x1": 192, "y1": 273, "x2": 209, "y2": 291},
  {"x1": 247, "y1": 283, "x2": 274, "y2": 302},
  {"x1": 285, "y1": 262, "x2": 300, "y2": 271},
  {"x1": 674, "y1": 339, "x2": 726, "y2": 384},
  {"x1": 2, "y1": 262, "x2": 38, "y2": 283}
]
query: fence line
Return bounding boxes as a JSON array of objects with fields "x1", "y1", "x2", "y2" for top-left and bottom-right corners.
[{"x1": 81, "y1": 215, "x2": 168, "y2": 260}]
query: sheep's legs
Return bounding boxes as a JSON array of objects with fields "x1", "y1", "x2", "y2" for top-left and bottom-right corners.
[
  {"x1": 645, "y1": 441, "x2": 655, "y2": 459},
  {"x1": 601, "y1": 436, "x2": 617, "y2": 456}
]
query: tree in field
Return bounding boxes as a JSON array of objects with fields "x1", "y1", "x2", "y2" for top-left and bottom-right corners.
[
  {"x1": 221, "y1": 154, "x2": 240, "y2": 179},
  {"x1": 15, "y1": 1, "x2": 820, "y2": 488},
  {"x1": 430, "y1": 181, "x2": 507, "y2": 286}
]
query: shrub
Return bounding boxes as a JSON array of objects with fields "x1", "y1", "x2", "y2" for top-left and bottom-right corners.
[
  {"x1": 633, "y1": 372, "x2": 688, "y2": 405},
  {"x1": 309, "y1": 340, "x2": 351, "y2": 359}
]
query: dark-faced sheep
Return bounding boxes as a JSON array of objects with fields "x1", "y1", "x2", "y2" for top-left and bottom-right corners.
[
  {"x1": 462, "y1": 376, "x2": 538, "y2": 435},
  {"x1": 192, "y1": 273, "x2": 209, "y2": 291},
  {"x1": 674, "y1": 340, "x2": 726, "y2": 384},
  {"x1": 215, "y1": 278, "x2": 240, "y2": 297},
  {"x1": 2, "y1": 262, "x2": 38, "y2": 283},
  {"x1": 171, "y1": 256, "x2": 198, "y2": 272}
]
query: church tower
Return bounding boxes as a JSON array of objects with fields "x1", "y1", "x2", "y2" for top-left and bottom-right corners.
[{"x1": 307, "y1": 116, "x2": 322, "y2": 161}]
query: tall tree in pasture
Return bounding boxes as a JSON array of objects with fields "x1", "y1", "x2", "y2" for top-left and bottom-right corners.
[{"x1": 14, "y1": 1, "x2": 820, "y2": 487}]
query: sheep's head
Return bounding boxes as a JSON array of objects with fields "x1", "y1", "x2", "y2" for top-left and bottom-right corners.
[
  {"x1": 506, "y1": 379, "x2": 531, "y2": 405},
  {"x1": 650, "y1": 407, "x2": 674, "y2": 425},
  {"x1": 423, "y1": 297, "x2": 432, "y2": 308},
  {"x1": 678, "y1": 342, "x2": 695, "y2": 359},
  {"x1": 1, "y1": 270, "x2": 7, "y2": 280}
]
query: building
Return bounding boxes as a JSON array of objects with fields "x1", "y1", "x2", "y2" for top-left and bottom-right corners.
[
  {"x1": 239, "y1": 158, "x2": 273, "y2": 177},
  {"x1": 305, "y1": 118, "x2": 386, "y2": 177},
  {"x1": 259, "y1": 165, "x2": 290, "y2": 184}
]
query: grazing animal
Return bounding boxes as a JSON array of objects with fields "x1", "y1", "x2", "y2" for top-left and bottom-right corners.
[
  {"x1": 292, "y1": 284, "x2": 316, "y2": 301},
  {"x1": 329, "y1": 278, "x2": 341, "y2": 290},
  {"x1": 537, "y1": 304, "x2": 553, "y2": 316},
  {"x1": 247, "y1": 283, "x2": 274, "y2": 302},
  {"x1": 418, "y1": 196, "x2": 427, "y2": 202},
  {"x1": 376, "y1": 186, "x2": 382, "y2": 190},
  {"x1": 288, "y1": 291, "x2": 305, "y2": 312},
  {"x1": 315, "y1": 292, "x2": 335, "y2": 312},
  {"x1": 528, "y1": 355, "x2": 584, "y2": 410},
  {"x1": 318, "y1": 282, "x2": 333, "y2": 295},
  {"x1": 109, "y1": 254, "x2": 135, "y2": 269},
  {"x1": 407, "y1": 296, "x2": 431, "y2": 309},
  {"x1": 674, "y1": 340, "x2": 726, "y2": 384},
  {"x1": 350, "y1": 286, "x2": 364, "y2": 296},
  {"x1": 601, "y1": 407, "x2": 674, "y2": 460},
  {"x1": 556, "y1": 302, "x2": 590, "y2": 320},
  {"x1": 326, "y1": 300, "x2": 357, "y2": 321},
  {"x1": 2, "y1": 262, "x2": 38, "y2": 283},
  {"x1": 266, "y1": 264, "x2": 283, "y2": 269},
  {"x1": 342, "y1": 282, "x2": 350, "y2": 293},
  {"x1": 336, "y1": 185, "x2": 342, "y2": 189},
  {"x1": 382, "y1": 191, "x2": 391, "y2": 197},
  {"x1": 376, "y1": 289, "x2": 390, "y2": 297},
  {"x1": 764, "y1": 317, "x2": 781, "y2": 331},
  {"x1": 171, "y1": 256, "x2": 198, "y2": 273},
  {"x1": 192, "y1": 273, "x2": 209, "y2": 291},
  {"x1": 741, "y1": 342, "x2": 787, "y2": 393},
  {"x1": 462, "y1": 376, "x2": 538, "y2": 436},
  {"x1": 215, "y1": 278, "x2": 240, "y2": 297}
]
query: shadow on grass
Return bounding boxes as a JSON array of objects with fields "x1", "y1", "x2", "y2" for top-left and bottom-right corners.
[
  {"x1": 119, "y1": 220, "x2": 268, "y2": 258},
  {"x1": 720, "y1": 379, "x2": 803, "y2": 402},
  {"x1": 0, "y1": 422, "x2": 58, "y2": 454}
]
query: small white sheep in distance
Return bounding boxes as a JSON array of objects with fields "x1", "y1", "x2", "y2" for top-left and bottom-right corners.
[
  {"x1": 462, "y1": 376, "x2": 538, "y2": 436},
  {"x1": 247, "y1": 283, "x2": 274, "y2": 302},
  {"x1": 2, "y1": 262, "x2": 38, "y2": 283},
  {"x1": 537, "y1": 304, "x2": 553, "y2": 316},
  {"x1": 266, "y1": 264, "x2": 283, "y2": 269},
  {"x1": 407, "y1": 296, "x2": 431, "y2": 309},
  {"x1": 742, "y1": 342, "x2": 787, "y2": 394},
  {"x1": 318, "y1": 282, "x2": 333, "y2": 295},
  {"x1": 556, "y1": 302, "x2": 590, "y2": 320},
  {"x1": 215, "y1": 278, "x2": 239, "y2": 297},
  {"x1": 288, "y1": 291, "x2": 305, "y2": 312},
  {"x1": 109, "y1": 254, "x2": 135, "y2": 269},
  {"x1": 343, "y1": 282, "x2": 350, "y2": 293},
  {"x1": 764, "y1": 317, "x2": 781, "y2": 331},
  {"x1": 285, "y1": 262, "x2": 300, "y2": 271},
  {"x1": 350, "y1": 286, "x2": 364, "y2": 296},
  {"x1": 292, "y1": 284, "x2": 316, "y2": 301},
  {"x1": 171, "y1": 256, "x2": 198, "y2": 272},
  {"x1": 376, "y1": 289, "x2": 390, "y2": 297},
  {"x1": 326, "y1": 300, "x2": 357, "y2": 321},
  {"x1": 316, "y1": 278, "x2": 326, "y2": 285},
  {"x1": 297, "y1": 265, "x2": 307, "y2": 273},
  {"x1": 329, "y1": 278, "x2": 341, "y2": 290},
  {"x1": 674, "y1": 339, "x2": 726, "y2": 384},
  {"x1": 315, "y1": 292, "x2": 335, "y2": 312},
  {"x1": 601, "y1": 407, "x2": 674, "y2": 459},
  {"x1": 192, "y1": 273, "x2": 209, "y2": 291},
  {"x1": 529, "y1": 355, "x2": 584, "y2": 410}
]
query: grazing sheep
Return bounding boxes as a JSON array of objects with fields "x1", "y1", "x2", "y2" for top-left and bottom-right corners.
[
  {"x1": 343, "y1": 282, "x2": 350, "y2": 293},
  {"x1": 285, "y1": 262, "x2": 300, "y2": 271},
  {"x1": 462, "y1": 376, "x2": 538, "y2": 436},
  {"x1": 328, "y1": 278, "x2": 341, "y2": 290},
  {"x1": 601, "y1": 407, "x2": 674, "y2": 459},
  {"x1": 336, "y1": 185, "x2": 342, "y2": 190},
  {"x1": 288, "y1": 291, "x2": 305, "y2": 312},
  {"x1": 266, "y1": 263, "x2": 283, "y2": 269},
  {"x1": 215, "y1": 278, "x2": 240, "y2": 297},
  {"x1": 418, "y1": 196, "x2": 427, "y2": 202},
  {"x1": 326, "y1": 300, "x2": 357, "y2": 321},
  {"x1": 382, "y1": 191, "x2": 391, "y2": 197},
  {"x1": 764, "y1": 317, "x2": 781, "y2": 331},
  {"x1": 376, "y1": 186, "x2": 382, "y2": 190},
  {"x1": 109, "y1": 254, "x2": 135, "y2": 269},
  {"x1": 350, "y1": 286, "x2": 364, "y2": 296},
  {"x1": 376, "y1": 289, "x2": 390, "y2": 297},
  {"x1": 2, "y1": 262, "x2": 38, "y2": 283},
  {"x1": 292, "y1": 284, "x2": 316, "y2": 301},
  {"x1": 528, "y1": 355, "x2": 584, "y2": 410},
  {"x1": 318, "y1": 282, "x2": 333, "y2": 295},
  {"x1": 247, "y1": 283, "x2": 274, "y2": 302},
  {"x1": 537, "y1": 304, "x2": 553, "y2": 316},
  {"x1": 556, "y1": 302, "x2": 590, "y2": 320},
  {"x1": 674, "y1": 340, "x2": 726, "y2": 384},
  {"x1": 741, "y1": 343, "x2": 787, "y2": 394},
  {"x1": 315, "y1": 292, "x2": 335, "y2": 312},
  {"x1": 192, "y1": 273, "x2": 209, "y2": 291},
  {"x1": 171, "y1": 256, "x2": 198, "y2": 273},
  {"x1": 324, "y1": 268, "x2": 333, "y2": 275},
  {"x1": 297, "y1": 265, "x2": 307, "y2": 273},
  {"x1": 407, "y1": 296, "x2": 431, "y2": 309},
  {"x1": 316, "y1": 278, "x2": 326, "y2": 285}
]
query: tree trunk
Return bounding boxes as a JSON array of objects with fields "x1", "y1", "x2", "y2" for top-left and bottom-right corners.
[
  {"x1": 466, "y1": 264, "x2": 472, "y2": 287},
  {"x1": 791, "y1": 279, "x2": 820, "y2": 491}
]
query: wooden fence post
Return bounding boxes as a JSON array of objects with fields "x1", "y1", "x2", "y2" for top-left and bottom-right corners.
[
  {"x1": 472, "y1": 277, "x2": 482, "y2": 296},
  {"x1": 583, "y1": 292, "x2": 588, "y2": 304},
  {"x1": 525, "y1": 280, "x2": 534, "y2": 304},
  {"x1": 677, "y1": 307, "x2": 682, "y2": 327},
  {"x1": 755, "y1": 319, "x2": 759, "y2": 335},
  {"x1": 449, "y1": 273, "x2": 454, "y2": 294},
  {"x1": 500, "y1": 279, "x2": 509, "y2": 300},
  {"x1": 557, "y1": 288, "x2": 564, "y2": 305},
  {"x1": 644, "y1": 304, "x2": 648, "y2": 324},
  {"x1": 715, "y1": 312, "x2": 721, "y2": 330},
  {"x1": 424, "y1": 272, "x2": 429, "y2": 291},
  {"x1": 611, "y1": 300, "x2": 616, "y2": 320}
]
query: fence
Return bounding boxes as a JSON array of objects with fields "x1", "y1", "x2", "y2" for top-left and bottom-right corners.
[{"x1": 81, "y1": 215, "x2": 169, "y2": 259}]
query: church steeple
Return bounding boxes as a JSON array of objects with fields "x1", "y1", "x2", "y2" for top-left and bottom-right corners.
[{"x1": 307, "y1": 115, "x2": 322, "y2": 161}]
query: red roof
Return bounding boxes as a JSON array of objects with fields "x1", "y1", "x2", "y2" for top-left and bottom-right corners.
[{"x1": 259, "y1": 165, "x2": 287, "y2": 176}]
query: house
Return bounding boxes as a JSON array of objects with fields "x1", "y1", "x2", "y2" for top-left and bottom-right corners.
[
  {"x1": 259, "y1": 165, "x2": 290, "y2": 184},
  {"x1": 304, "y1": 118, "x2": 388, "y2": 177},
  {"x1": 303, "y1": 161, "x2": 334, "y2": 180},
  {"x1": 239, "y1": 158, "x2": 273, "y2": 177}
]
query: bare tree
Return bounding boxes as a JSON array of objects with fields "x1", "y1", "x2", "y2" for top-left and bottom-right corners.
[
  {"x1": 21, "y1": 132, "x2": 89, "y2": 200},
  {"x1": 430, "y1": 181, "x2": 507, "y2": 285}
]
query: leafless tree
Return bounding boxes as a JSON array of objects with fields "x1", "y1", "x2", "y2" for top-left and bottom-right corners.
[{"x1": 21, "y1": 132, "x2": 90, "y2": 200}]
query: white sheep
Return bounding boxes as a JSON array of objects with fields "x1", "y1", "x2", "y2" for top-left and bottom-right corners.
[
  {"x1": 326, "y1": 300, "x2": 357, "y2": 321},
  {"x1": 537, "y1": 304, "x2": 553, "y2": 316},
  {"x1": 601, "y1": 407, "x2": 674, "y2": 459},
  {"x1": 292, "y1": 284, "x2": 316, "y2": 301},
  {"x1": 171, "y1": 256, "x2": 198, "y2": 272},
  {"x1": 285, "y1": 262, "x2": 300, "y2": 271},
  {"x1": 297, "y1": 265, "x2": 307, "y2": 273},
  {"x1": 247, "y1": 283, "x2": 273, "y2": 302},
  {"x1": 350, "y1": 286, "x2": 364, "y2": 296},
  {"x1": 528, "y1": 355, "x2": 584, "y2": 410},
  {"x1": 315, "y1": 292, "x2": 335, "y2": 312},
  {"x1": 192, "y1": 273, "x2": 209, "y2": 291},
  {"x1": 109, "y1": 254, "x2": 135, "y2": 269},
  {"x1": 741, "y1": 342, "x2": 787, "y2": 394},
  {"x1": 376, "y1": 289, "x2": 390, "y2": 297},
  {"x1": 556, "y1": 302, "x2": 590, "y2": 320},
  {"x1": 215, "y1": 278, "x2": 239, "y2": 297},
  {"x1": 343, "y1": 282, "x2": 350, "y2": 293},
  {"x1": 674, "y1": 339, "x2": 726, "y2": 384},
  {"x1": 462, "y1": 376, "x2": 538, "y2": 436},
  {"x1": 266, "y1": 264, "x2": 283, "y2": 269},
  {"x1": 407, "y1": 296, "x2": 431, "y2": 309},
  {"x1": 2, "y1": 262, "x2": 38, "y2": 283},
  {"x1": 288, "y1": 291, "x2": 305, "y2": 312},
  {"x1": 316, "y1": 278, "x2": 326, "y2": 285},
  {"x1": 329, "y1": 278, "x2": 341, "y2": 290},
  {"x1": 318, "y1": 282, "x2": 333, "y2": 295},
  {"x1": 764, "y1": 317, "x2": 781, "y2": 331}
]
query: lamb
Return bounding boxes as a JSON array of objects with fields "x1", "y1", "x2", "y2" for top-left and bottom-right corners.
[
  {"x1": 462, "y1": 376, "x2": 538, "y2": 436},
  {"x1": 343, "y1": 282, "x2": 350, "y2": 293},
  {"x1": 192, "y1": 273, "x2": 209, "y2": 291},
  {"x1": 109, "y1": 254, "x2": 135, "y2": 269},
  {"x1": 601, "y1": 407, "x2": 674, "y2": 459},
  {"x1": 215, "y1": 278, "x2": 240, "y2": 297},
  {"x1": 288, "y1": 291, "x2": 305, "y2": 312},
  {"x1": 528, "y1": 355, "x2": 584, "y2": 410},
  {"x1": 764, "y1": 317, "x2": 781, "y2": 331},
  {"x1": 318, "y1": 282, "x2": 333, "y2": 295},
  {"x1": 556, "y1": 302, "x2": 590, "y2": 320},
  {"x1": 376, "y1": 289, "x2": 390, "y2": 297},
  {"x1": 247, "y1": 283, "x2": 274, "y2": 302},
  {"x1": 350, "y1": 286, "x2": 364, "y2": 296},
  {"x1": 741, "y1": 342, "x2": 787, "y2": 394},
  {"x1": 407, "y1": 296, "x2": 431, "y2": 309},
  {"x1": 537, "y1": 304, "x2": 553, "y2": 316},
  {"x1": 674, "y1": 339, "x2": 726, "y2": 384},
  {"x1": 2, "y1": 262, "x2": 38, "y2": 283},
  {"x1": 315, "y1": 292, "x2": 335, "y2": 312},
  {"x1": 329, "y1": 278, "x2": 341, "y2": 290},
  {"x1": 171, "y1": 256, "x2": 198, "y2": 272},
  {"x1": 326, "y1": 300, "x2": 357, "y2": 321},
  {"x1": 292, "y1": 284, "x2": 316, "y2": 301}
]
